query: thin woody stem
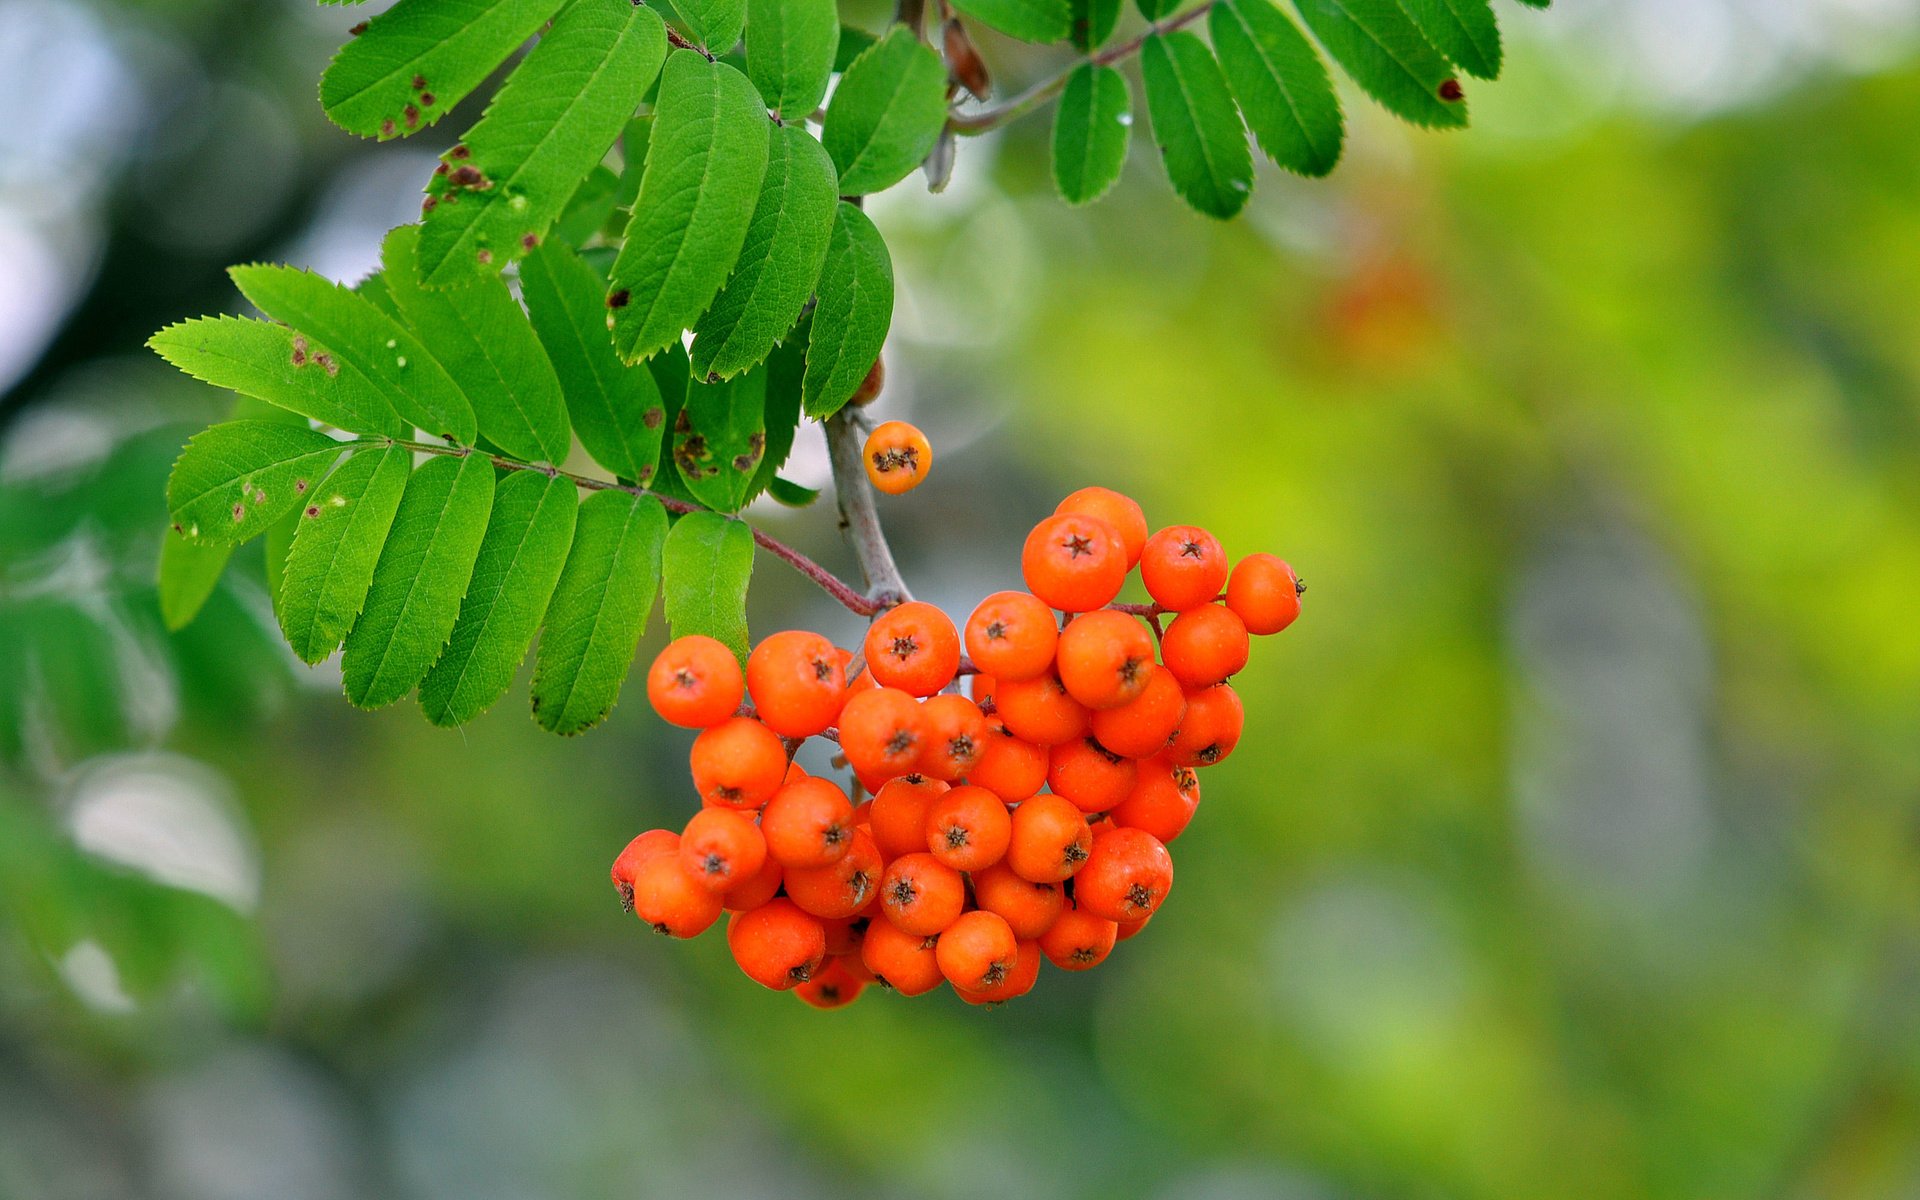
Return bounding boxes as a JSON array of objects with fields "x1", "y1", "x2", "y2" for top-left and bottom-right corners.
[{"x1": 825, "y1": 408, "x2": 913, "y2": 611}]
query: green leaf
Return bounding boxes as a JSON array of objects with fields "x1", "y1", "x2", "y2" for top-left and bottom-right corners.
[
  {"x1": 554, "y1": 163, "x2": 621, "y2": 246},
  {"x1": 264, "y1": 512, "x2": 299, "y2": 621},
  {"x1": 662, "y1": 511, "x2": 753, "y2": 661},
  {"x1": 1069, "y1": 0, "x2": 1121, "y2": 50},
  {"x1": 767, "y1": 477, "x2": 820, "y2": 506},
  {"x1": 418, "y1": 0, "x2": 668, "y2": 286},
  {"x1": 802, "y1": 203, "x2": 893, "y2": 418},
  {"x1": 157, "y1": 530, "x2": 232, "y2": 632},
  {"x1": 340, "y1": 453, "x2": 497, "y2": 709},
  {"x1": 149, "y1": 317, "x2": 410, "y2": 439},
  {"x1": 418, "y1": 470, "x2": 579, "y2": 726},
  {"x1": 689, "y1": 125, "x2": 838, "y2": 381},
  {"x1": 672, "y1": 366, "x2": 767, "y2": 513},
  {"x1": 166, "y1": 421, "x2": 346, "y2": 546},
  {"x1": 821, "y1": 27, "x2": 948, "y2": 196},
  {"x1": 833, "y1": 24, "x2": 878, "y2": 70},
  {"x1": 1140, "y1": 32, "x2": 1255, "y2": 219},
  {"x1": 520, "y1": 240, "x2": 668, "y2": 485},
  {"x1": 276, "y1": 445, "x2": 413, "y2": 663},
  {"x1": 951, "y1": 0, "x2": 1071, "y2": 42},
  {"x1": 678, "y1": 0, "x2": 747, "y2": 52},
  {"x1": 1212, "y1": 0, "x2": 1344, "y2": 177},
  {"x1": 746, "y1": 0, "x2": 838, "y2": 118},
  {"x1": 1292, "y1": 0, "x2": 1466, "y2": 128},
  {"x1": 1051, "y1": 63, "x2": 1131, "y2": 206},
  {"x1": 229, "y1": 264, "x2": 477, "y2": 443},
  {"x1": 746, "y1": 333, "x2": 804, "y2": 503},
  {"x1": 1397, "y1": 0, "x2": 1501, "y2": 80},
  {"x1": 379, "y1": 225, "x2": 572, "y2": 464},
  {"x1": 609, "y1": 51, "x2": 772, "y2": 362},
  {"x1": 319, "y1": 0, "x2": 566, "y2": 140},
  {"x1": 1136, "y1": 0, "x2": 1178, "y2": 19},
  {"x1": 531, "y1": 489, "x2": 667, "y2": 735}
]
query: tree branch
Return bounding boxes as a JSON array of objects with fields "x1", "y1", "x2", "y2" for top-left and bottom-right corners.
[{"x1": 825, "y1": 408, "x2": 912, "y2": 610}]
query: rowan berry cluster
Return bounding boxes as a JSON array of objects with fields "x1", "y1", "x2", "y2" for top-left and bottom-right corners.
[{"x1": 610, "y1": 487, "x2": 1302, "y2": 1008}]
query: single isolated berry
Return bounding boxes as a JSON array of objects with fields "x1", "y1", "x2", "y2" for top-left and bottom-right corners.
[
  {"x1": 727, "y1": 899, "x2": 828, "y2": 990},
  {"x1": 1039, "y1": 899, "x2": 1119, "y2": 971},
  {"x1": 934, "y1": 909, "x2": 1019, "y2": 992},
  {"x1": 1166, "y1": 683, "x2": 1244, "y2": 767},
  {"x1": 746, "y1": 630, "x2": 847, "y2": 737},
  {"x1": 878, "y1": 852, "x2": 966, "y2": 937},
  {"x1": 1110, "y1": 757, "x2": 1202, "y2": 844},
  {"x1": 863, "y1": 601, "x2": 961, "y2": 697},
  {"x1": 1160, "y1": 604, "x2": 1250, "y2": 689},
  {"x1": 1055, "y1": 610, "x2": 1156, "y2": 710},
  {"x1": 760, "y1": 776, "x2": 857, "y2": 869},
  {"x1": 971, "y1": 861, "x2": 1065, "y2": 940},
  {"x1": 964, "y1": 591, "x2": 1059, "y2": 682},
  {"x1": 1005, "y1": 793, "x2": 1094, "y2": 883},
  {"x1": 611, "y1": 829, "x2": 680, "y2": 910},
  {"x1": 1047, "y1": 737, "x2": 1139, "y2": 814},
  {"x1": 630, "y1": 852, "x2": 724, "y2": 938},
  {"x1": 1140, "y1": 525, "x2": 1228, "y2": 612},
  {"x1": 1021, "y1": 513, "x2": 1129, "y2": 612},
  {"x1": 924, "y1": 784, "x2": 1013, "y2": 872},
  {"x1": 689, "y1": 717, "x2": 787, "y2": 809},
  {"x1": 839, "y1": 686, "x2": 930, "y2": 780},
  {"x1": 1075, "y1": 826, "x2": 1174, "y2": 924},
  {"x1": 868, "y1": 774, "x2": 949, "y2": 859},
  {"x1": 917, "y1": 693, "x2": 989, "y2": 781},
  {"x1": 966, "y1": 717, "x2": 1049, "y2": 802},
  {"x1": 646, "y1": 635, "x2": 744, "y2": 728},
  {"x1": 1225, "y1": 552, "x2": 1304, "y2": 635},
  {"x1": 679, "y1": 807, "x2": 768, "y2": 892},
  {"x1": 860, "y1": 917, "x2": 945, "y2": 996},
  {"x1": 993, "y1": 672, "x2": 1091, "y2": 747},
  {"x1": 862, "y1": 420, "x2": 933, "y2": 495},
  {"x1": 784, "y1": 827, "x2": 884, "y2": 919},
  {"x1": 1089, "y1": 665, "x2": 1188, "y2": 759}
]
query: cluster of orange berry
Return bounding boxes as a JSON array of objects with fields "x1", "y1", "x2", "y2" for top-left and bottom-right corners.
[{"x1": 610, "y1": 487, "x2": 1302, "y2": 1007}]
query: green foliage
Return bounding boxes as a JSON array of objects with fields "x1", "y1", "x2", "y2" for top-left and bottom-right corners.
[
  {"x1": 531, "y1": 490, "x2": 667, "y2": 735},
  {"x1": 803, "y1": 202, "x2": 893, "y2": 417},
  {"x1": 662, "y1": 511, "x2": 755, "y2": 661},
  {"x1": 951, "y1": 0, "x2": 1071, "y2": 43},
  {"x1": 148, "y1": 317, "x2": 411, "y2": 440},
  {"x1": 678, "y1": 0, "x2": 750, "y2": 52},
  {"x1": 1398, "y1": 0, "x2": 1501, "y2": 81},
  {"x1": 1052, "y1": 63, "x2": 1132, "y2": 205},
  {"x1": 417, "y1": 0, "x2": 667, "y2": 286},
  {"x1": 1141, "y1": 32, "x2": 1255, "y2": 219},
  {"x1": 746, "y1": 0, "x2": 839, "y2": 118},
  {"x1": 1211, "y1": 0, "x2": 1344, "y2": 177},
  {"x1": 157, "y1": 531, "x2": 233, "y2": 632},
  {"x1": 1069, "y1": 0, "x2": 1122, "y2": 51},
  {"x1": 319, "y1": 0, "x2": 566, "y2": 140},
  {"x1": 822, "y1": 27, "x2": 948, "y2": 196},
  {"x1": 276, "y1": 445, "x2": 414, "y2": 664},
  {"x1": 671, "y1": 367, "x2": 768, "y2": 512},
  {"x1": 1292, "y1": 0, "x2": 1468, "y2": 128},
  {"x1": 609, "y1": 50, "x2": 772, "y2": 363},
  {"x1": 1136, "y1": 0, "x2": 1180, "y2": 20},
  {"x1": 166, "y1": 421, "x2": 345, "y2": 546},
  {"x1": 340, "y1": 453, "x2": 497, "y2": 709}
]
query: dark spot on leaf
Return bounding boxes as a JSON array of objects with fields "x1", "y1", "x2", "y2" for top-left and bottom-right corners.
[
  {"x1": 520, "y1": 233, "x2": 537, "y2": 250},
  {"x1": 434, "y1": 162, "x2": 450, "y2": 177},
  {"x1": 404, "y1": 104, "x2": 420, "y2": 128},
  {"x1": 673, "y1": 410, "x2": 692, "y2": 433},
  {"x1": 305, "y1": 505, "x2": 320, "y2": 518},
  {"x1": 607, "y1": 289, "x2": 631, "y2": 309},
  {"x1": 349, "y1": 21, "x2": 368, "y2": 36},
  {"x1": 1438, "y1": 79, "x2": 1465, "y2": 102},
  {"x1": 747, "y1": 432, "x2": 765, "y2": 454},
  {"x1": 449, "y1": 165, "x2": 486, "y2": 189},
  {"x1": 638, "y1": 465, "x2": 654, "y2": 483},
  {"x1": 412, "y1": 74, "x2": 427, "y2": 90},
  {"x1": 380, "y1": 119, "x2": 396, "y2": 138},
  {"x1": 731, "y1": 453, "x2": 755, "y2": 471},
  {"x1": 476, "y1": 249, "x2": 493, "y2": 265},
  {"x1": 420, "y1": 92, "x2": 436, "y2": 107},
  {"x1": 231, "y1": 503, "x2": 245, "y2": 521},
  {"x1": 422, "y1": 195, "x2": 438, "y2": 214},
  {"x1": 449, "y1": 144, "x2": 471, "y2": 160},
  {"x1": 642, "y1": 407, "x2": 662, "y2": 429}
]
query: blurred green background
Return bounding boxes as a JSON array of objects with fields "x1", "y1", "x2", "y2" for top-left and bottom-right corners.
[{"x1": 5, "y1": 0, "x2": 1920, "y2": 1196}]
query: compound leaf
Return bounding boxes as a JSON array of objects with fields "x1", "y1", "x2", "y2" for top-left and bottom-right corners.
[
  {"x1": 801, "y1": 202, "x2": 892, "y2": 418},
  {"x1": 149, "y1": 317, "x2": 410, "y2": 439},
  {"x1": 531, "y1": 489, "x2": 667, "y2": 735},
  {"x1": 166, "y1": 421, "x2": 346, "y2": 546}
]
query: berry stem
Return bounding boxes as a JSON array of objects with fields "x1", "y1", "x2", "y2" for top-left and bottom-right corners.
[{"x1": 826, "y1": 408, "x2": 913, "y2": 611}]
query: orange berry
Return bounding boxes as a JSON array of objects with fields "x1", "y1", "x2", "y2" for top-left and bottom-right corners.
[
  {"x1": 1055, "y1": 610, "x2": 1155, "y2": 710},
  {"x1": 1140, "y1": 525, "x2": 1228, "y2": 612},
  {"x1": 689, "y1": 717, "x2": 787, "y2": 809},
  {"x1": 1089, "y1": 665, "x2": 1187, "y2": 758},
  {"x1": 784, "y1": 828, "x2": 884, "y2": 919},
  {"x1": 611, "y1": 829, "x2": 679, "y2": 909},
  {"x1": 679, "y1": 808, "x2": 768, "y2": 893},
  {"x1": 934, "y1": 909, "x2": 1018, "y2": 992},
  {"x1": 794, "y1": 957, "x2": 867, "y2": 1008},
  {"x1": 1055, "y1": 486, "x2": 1148, "y2": 568},
  {"x1": 924, "y1": 784, "x2": 1012, "y2": 872},
  {"x1": 760, "y1": 776, "x2": 856, "y2": 868},
  {"x1": 721, "y1": 852, "x2": 784, "y2": 911},
  {"x1": 1116, "y1": 912, "x2": 1152, "y2": 941},
  {"x1": 1021, "y1": 513, "x2": 1128, "y2": 612},
  {"x1": 746, "y1": 630, "x2": 847, "y2": 737},
  {"x1": 860, "y1": 917, "x2": 945, "y2": 996},
  {"x1": 1166, "y1": 683, "x2": 1243, "y2": 767},
  {"x1": 862, "y1": 420, "x2": 932, "y2": 495},
  {"x1": 971, "y1": 861, "x2": 1064, "y2": 940},
  {"x1": 1161, "y1": 603, "x2": 1249, "y2": 689},
  {"x1": 957, "y1": 939, "x2": 1041, "y2": 1005},
  {"x1": 966, "y1": 717, "x2": 1048, "y2": 802},
  {"x1": 835, "y1": 947, "x2": 878, "y2": 983},
  {"x1": 1047, "y1": 737, "x2": 1138, "y2": 813},
  {"x1": 963, "y1": 591, "x2": 1059, "y2": 682},
  {"x1": 838, "y1": 687, "x2": 928, "y2": 780},
  {"x1": 820, "y1": 914, "x2": 865, "y2": 957},
  {"x1": 970, "y1": 672, "x2": 996, "y2": 707},
  {"x1": 864, "y1": 602, "x2": 961, "y2": 697},
  {"x1": 1225, "y1": 553, "x2": 1303, "y2": 635},
  {"x1": 879, "y1": 852, "x2": 966, "y2": 936},
  {"x1": 630, "y1": 852, "x2": 724, "y2": 938},
  {"x1": 1110, "y1": 757, "x2": 1201, "y2": 843},
  {"x1": 1039, "y1": 900, "x2": 1118, "y2": 970},
  {"x1": 869, "y1": 774, "x2": 949, "y2": 859},
  {"x1": 994, "y1": 672, "x2": 1090, "y2": 747},
  {"x1": 1005, "y1": 793, "x2": 1093, "y2": 882},
  {"x1": 917, "y1": 693, "x2": 988, "y2": 781},
  {"x1": 646, "y1": 635, "x2": 744, "y2": 728},
  {"x1": 727, "y1": 898, "x2": 827, "y2": 990},
  {"x1": 1075, "y1": 826, "x2": 1173, "y2": 923}
]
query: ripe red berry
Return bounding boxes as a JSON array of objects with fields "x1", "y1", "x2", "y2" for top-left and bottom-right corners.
[
  {"x1": 1055, "y1": 610, "x2": 1156, "y2": 710},
  {"x1": 1039, "y1": 899, "x2": 1118, "y2": 970},
  {"x1": 862, "y1": 420, "x2": 932, "y2": 495},
  {"x1": 993, "y1": 672, "x2": 1091, "y2": 747},
  {"x1": 1166, "y1": 683, "x2": 1243, "y2": 767},
  {"x1": 1055, "y1": 487, "x2": 1148, "y2": 569},
  {"x1": 1047, "y1": 737, "x2": 1138, "y2": 814},
  {"x1": 963, "y1": 591, "x2": 1059, "y2": 682},
  {"x1": 1161, "y1": 604, "x2": 1249, "y2": 689},
  {"x1": 759, "y1": 776, "x2": 856, "y2": 868},
  {"x1": 727, "y1": 899, "x2": 827, "y2": 990},
  {"x1": 679, "y1": 808, "x2": 768, "y2": 893},
  {"x1": 689, "y1": 717, "x2": 787, "y2": 809},
  {"x1": 917, "y1": 693, "x2": 988, "y2": 781},
  {"x1": 924, "y1": 784, "x2": 1012, "y2": 872},
  {"x1": 868, "y1": 774, "x2": 948, "y2": 859},
  {"x1": 1088, "y1": 665, "x2": 1187, "y2": 758},
  {"x1": 879, "y1": 852, "x2": 966, "y2": 937},
  {"x1": 1075, "y1": 826, "x2": 1173, "y2": 923},
  {"x1": 746, "y1": 630, "x2": 847, "y2": 737},
  {"x1": 1225, "y1": 552, "x2": 1303, "y2": 635},
  {"x1": 721, "y1": 852, "x2": 784, "y2": 911},
  {"x1": 956, "y1": 939, "x2": 1041, "y2": 1005},
  {"x1": 838, "y1": 687, "x2": 928, "y2": 780},
  {"x1": 611, "y1": 829, "x2": 679, "y2": 909},
  {"x1": 1140, "y1": 525, "x2": 1228, "y2": 612},
  {"x1": 970, "y1": 861, "x2": 1064, "y2": 940},
  {"x1": 1021, "y1": 513, "x2": 1128, "y2": 612},
  {"x1": 1109, "y1": 757, "x2": 1201, "y2": 843},
  {"x1": 784, "y1": 827, "x2": 883, "y2": 919},
  {"x1": 966, "y1": 717, "x2": 1048, "y2": 802},
  {"x1": 1005, "y1": 793, "x2": 1093, "y2": 883},
  {"x1": 934, "y1": 910, "x2": 1018, "y2": 992},
  {"x1": 860, "y1": 917, "x2": 945, "y2": 996},
  {"x1": 646, "y1": 635, "x2": 744, "y2": 728},
  {"x1": 864, "y1": 602, "x2": 961, "y2": 697},
  {"x1": 630, "y1": 852, "x2": 724, "y2": 938},
  {"x1": 794, "y1": 957, "x2": 868, "y2": 1008}
]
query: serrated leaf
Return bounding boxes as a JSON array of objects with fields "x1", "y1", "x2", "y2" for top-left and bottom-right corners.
[
  {"x1": 158, "y1": 530, "x2": 232, "y2": 631},
  {"x1": 746, "y1": 0, "x2": 838, "y2": 118},
  {"x1": 1069, "y1": 0, "x2": 1121, "y2": 50},
  {"x1": 951, "y1": 0, "x2": 1070, "y2": 42},
  {"x1": 678, "y1": 0, "x2": 748, "y2": 52},
  {"x1": 662, "y1": 511, "x2": 753, "y2": 661},
  {"x1": 418, "y1": 470, "x2": 578, "y2": 726},
  {"x1": 264, "y1": 511, "x2": 298, "y2": 622},
  {"x1": 1398, "y1": 0, "x2": 1501, "y2": 80},
  {"x1": 767, "y1": 477, "x2": 819, "y2": 506},
  {"x1": 230, "y1": 264, "x2": 477, "y2": 443},
  {"x1": 833, "y1": 24, "x2": 878, "y2": 70},
  {"x1": 340, "y1": 453, "x2": 496, "y2": 708},
  {"x1": 1136, "y1": 0, "x2": 1178, "y2": 19},
  {"x1": 609, "y1": 52, "x2": 771, "y2": 362},
  {"x1": 319, "y1": 0, "x2": 566, "y2": 140},
  {"x1": 418, "y1": 0, "x2": 668, "y2": 286},
  {"x1": 149, "y1": 317, "x2": 411, "y2": 439},
  {"x1": 1051, "y1": 63, "x2": 1131, "y2": 206},
  {"x1": 689, "y1": 125, "x2": 838, "y2": 381},
  {"x1": 642, "y1": 342, "x2": 705, "y2": 508},
  {"x1": 1292, "y1": 0, "x2": 1466, "y2": 128},
  {"x1": 672, "y1": 366, "x2": 767, "y2": 513},
  {"x1": 277, "y1": 445, "x2": 413, "y2": 663},
  {"x1": 821, "y1": 28, "x2": 948, "y2": 196},
  {"x1": 802, "y1": 203, "x2": 892, "y2": 418},
  {"x1": 1140, "y1": 32, "x2": 1255, "y2": 219},
  {"x1": 519, "y1": 240, "x2": 668, "y2": 485},
  {"x1": 380, "y1": 225, "x2": 572, "y2": 464},
  {"x1": 554, "y1": 163, "x2": 621, "y2": 246},
  {"x1": 1212, "y1": 0, "x2": 1345, "y2": 177},
  {"x1": 166, "y1": 421, "x2": 347, "y2": 546},
  {"x1": 531, "y1": 489, "x2": 667, "y2": 735},
  {"x1": 745, "y1": 333, "x2": 804, "y2": 503}
]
